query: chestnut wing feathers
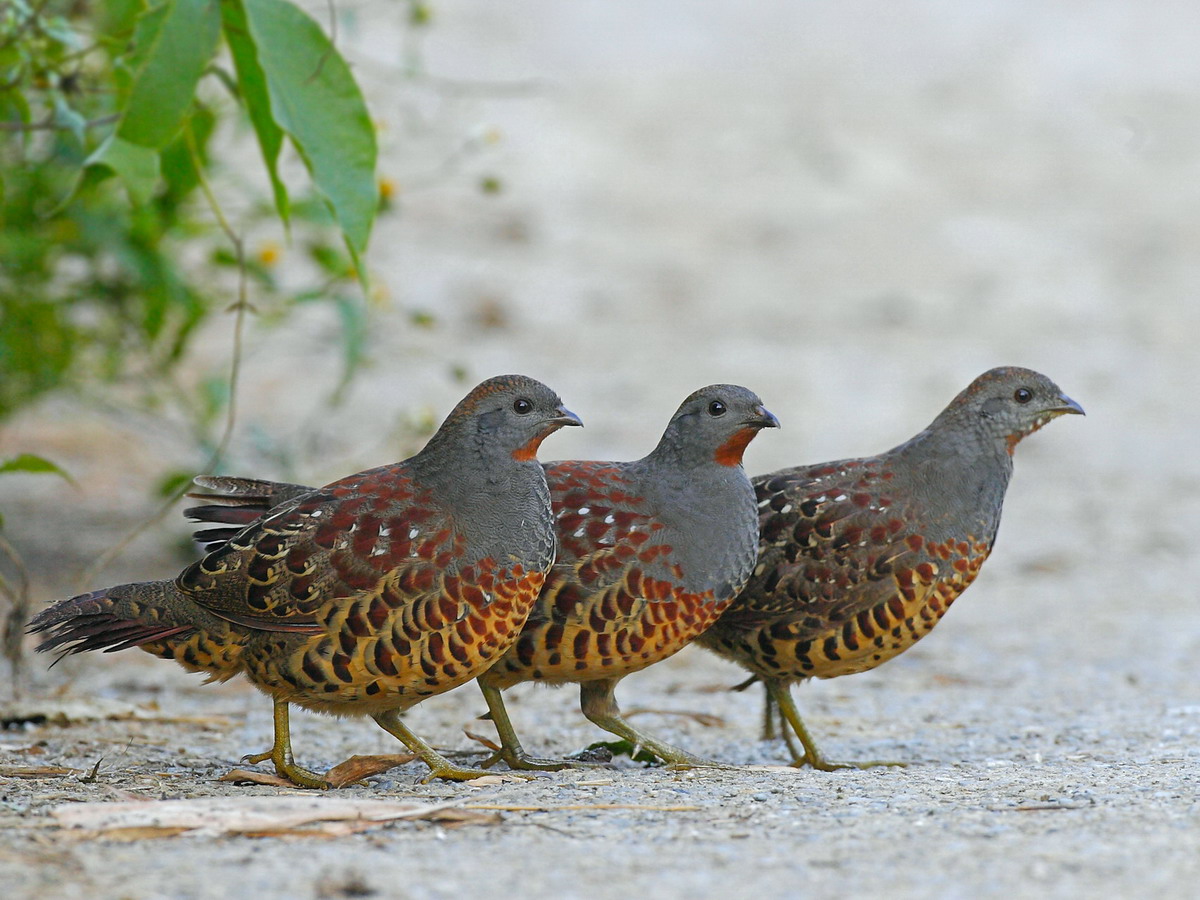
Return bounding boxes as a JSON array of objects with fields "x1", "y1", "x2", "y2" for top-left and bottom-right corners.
[
  {"x1": 178, "y1": 467, "x2": 459, "y2": 630},
  {"x1": 718, "y1": 464, "x2": 930, "y2": 636}
]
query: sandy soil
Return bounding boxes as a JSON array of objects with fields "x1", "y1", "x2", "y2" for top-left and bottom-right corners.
[{"x1": 3, "y1": 2, "x2": 1199, "y2": 898}]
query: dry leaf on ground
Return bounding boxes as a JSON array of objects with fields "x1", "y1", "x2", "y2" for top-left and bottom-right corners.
[
  {"x1": 0, "y1": 765, "x2": 79, "y2": 778},
  {"x1": 217, "y1": 754, "x2": 418, "y2": 789},
  {"x1": 217, "y1": 769, "x2": 296, "y2": 788},
  {"x1": 324, "y1": 754, "x2": 418, "y2": 787}
]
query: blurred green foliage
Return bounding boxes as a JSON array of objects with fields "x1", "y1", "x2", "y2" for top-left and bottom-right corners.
[
  {"x1": 0, "y1": 0, "x2": 388, "y2": 685},
  {"x1": 0, "y1": 0, "x2": 382, "y2": 430},
  {"x1": 0, "y1": 113, "x2": 214, "y2": 419}
]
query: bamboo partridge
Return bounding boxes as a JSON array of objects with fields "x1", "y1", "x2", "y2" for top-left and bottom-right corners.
[
  {"x1": 30, "y1": 375, "x2": 581, "y2": 786},
  {"x1": 697, "y1": 367, "x2": 1083, "y2": 769}
]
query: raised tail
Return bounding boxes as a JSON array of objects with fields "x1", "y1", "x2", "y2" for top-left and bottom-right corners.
[
  {"x1": 185, "y1": 475, "x2": 314, "y2": 552},
  {"x1": 28, "y1": 581, "x2": 242, "y2": 678}
]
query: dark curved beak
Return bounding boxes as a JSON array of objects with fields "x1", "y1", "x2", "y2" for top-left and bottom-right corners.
[
  {"x1": 550, "y1": 406, "x2": 584, "y2": 428},
  {"x1": 746, "y1": 404, "x2": 781, "y2": 429},
  {"x1": 1053, "y1": 394, "x2": 1085, "y2": 416}
]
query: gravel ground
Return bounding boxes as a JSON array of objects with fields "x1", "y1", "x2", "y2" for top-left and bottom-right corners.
[{"x1": 3, "y1": 2, "x2": 1199, "y2": 898}]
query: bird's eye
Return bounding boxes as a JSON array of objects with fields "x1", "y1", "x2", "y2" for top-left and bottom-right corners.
[
  {"x1": 708, "y1": 400, "x2": 727, "y2": 417},
  {"x1": 1014, "y1": 388, "x2": 1033, "y2": 404},
  {"x1": 512, "y1": 398, "x2": 533, "y2": 415}
]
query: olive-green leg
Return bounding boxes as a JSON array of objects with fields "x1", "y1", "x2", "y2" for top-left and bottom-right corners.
[
  {"x1": 761, "y1": 685, "x2": 779, "y2": 740},
  {"x1": 579, "y1": 677, "x2": 716, "y2": 767},
  {"x1": 477, "y1": 682, "x2": 587, "y2": 771},
  {"x1": 242, "y1": 699, "x2": 331, "y2": 789},
  {"x1": 765, "y1": 678, "x2": 907, "y2": 771},
  {"x1": 372, "y1": 708, "x2": 506, "y2": 783}
]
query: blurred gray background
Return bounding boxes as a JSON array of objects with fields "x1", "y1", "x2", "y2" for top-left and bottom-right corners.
[{"x1": 4, "y1": 2, "x2": 1198, "y2": 898}]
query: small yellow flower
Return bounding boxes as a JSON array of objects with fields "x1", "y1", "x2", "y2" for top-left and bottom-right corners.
[
  {"x1": 379, "y1": 177, "x2": 398, "y2": 200},
  {"x1": 257, "y1": 242, "x2": 282, "y2": 267}
]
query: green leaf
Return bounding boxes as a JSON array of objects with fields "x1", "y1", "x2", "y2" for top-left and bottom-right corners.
[
  {"x1": 51, "y1": 95, "x2": 87, "y2": 145},
  {"x1": 85, "y1": 135, "x2": 162, "y2": 205},
  {"x1": 118, "y1": 0, "x2": 222, "y2": 148},
  {"x1": 158, "y1": 103, "x2": 215, "y2": 211},
  {"x1": 0, "y1": 298, "x2": 74, "y2": 417},
  {"x1": 0, "y1": 454, "x2": 75, "y2": 485},
  {"x1": 239, "y1": 0, "x2": 377, "y2": 271},
  {"x1": 99, "y1": 0, "x2": 147, "y2": 37},
  {"x1": 307, "y1": 241, "x2": 349, "y2": 278},
  {"x1": 220, "y1": 0, "x2": 289, "y2": 225},
  {"x1": 0, "y1": 87, "x2": 30, "y2": 144},
  {"x1": 0, "y1": 44, "x2": 28, "y2": 102}
]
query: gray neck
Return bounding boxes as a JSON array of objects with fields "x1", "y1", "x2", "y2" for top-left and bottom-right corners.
[
  {"x1": 645, "y1": 414, "x2": 713, "y2": 471},
  {"x1": 891, "y1": 415, "x2": 1014, "y2": 544},
  {"x1": 628, "y1": 454, "x2": 758, "y2": 594},
  {"x1": 412, "y1": 434, "x2": 554, "y2": 567}
]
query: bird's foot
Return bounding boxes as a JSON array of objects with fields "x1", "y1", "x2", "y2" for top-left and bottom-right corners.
[
  {"x1": 278, "y1": 762, "x2": 334, "y2": 789},
  {"x1": 791, "y1": 754, "x2": 909, "y2": 772},
  {"x1": 419, "y1": 760, "x2": 532, "y2": 783},
  {"x1": 659, "y1": 753, "x2": 729, "y2": 772},
  {"x1": 480, "y1": 750, "x2": 564, "y2": 772},
  {"x1": 241, "y1": 747, "x2": 331, "y2": 789},
  {"x1": 484, "y1": 746, "x2": 614, "y2": 772}
]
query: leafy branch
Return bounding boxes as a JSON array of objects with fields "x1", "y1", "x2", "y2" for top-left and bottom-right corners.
[{"x1": 0, "y1": 0, "x2": 386, "y2": 687}]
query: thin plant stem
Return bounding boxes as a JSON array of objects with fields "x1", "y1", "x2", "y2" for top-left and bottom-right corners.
[
  {"x1": 0, "y1": 532, "x2": 33, "y2": 698},
  {"x1": 74, "y1": 121, "x2": 250, "y2": 590}
]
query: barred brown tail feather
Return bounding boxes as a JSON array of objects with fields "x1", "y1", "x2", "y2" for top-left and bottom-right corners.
[{"x1": 27, "y1": 586, "x2": 196, "y2": 666}]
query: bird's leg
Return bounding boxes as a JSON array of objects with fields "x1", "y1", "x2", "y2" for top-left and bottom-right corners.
[
  {"x1": 372, "y1": 708, "x2": 513, "y2": 782},
  {"x1": 477, "y1": 682, "x2": 586, "y2": 771},
  {"x1": 242, "y1": 699, "x2": 331, "y2": 789},
  {"x1": 763, "y1": 683, "x2": 806, "y2": 760},
  {"x1": 578, "y1": 677, "x2": 717, "y2": 768},
  {"x1": 775, "y1": 697, "x2": 808, "y2": 763},
  {"x1": 765, "y1": 679, "x2": 907, "y2": 771},
  {"x1": 761, "y1": 685, "x2": 778, "y2": 741}
]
